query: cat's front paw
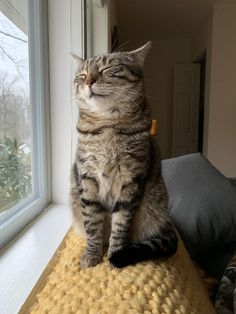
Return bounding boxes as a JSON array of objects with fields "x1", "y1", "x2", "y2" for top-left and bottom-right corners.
[{"x1": 80, "y1": 252, "x2": 101, "y2": 269}]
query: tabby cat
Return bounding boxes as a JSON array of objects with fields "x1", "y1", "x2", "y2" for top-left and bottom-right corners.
[{"x1": 70, "y1": 42, "x2": 178, "y2": 269}]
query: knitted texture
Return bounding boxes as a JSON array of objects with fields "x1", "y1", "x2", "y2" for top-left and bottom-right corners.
[{"x1": 30, "y1": 230, "x2": 215, "y2": 314}]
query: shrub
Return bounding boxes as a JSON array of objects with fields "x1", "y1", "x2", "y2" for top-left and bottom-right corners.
[{"x1": 0, "y1": 137, "x2": 31, "y2": 212}]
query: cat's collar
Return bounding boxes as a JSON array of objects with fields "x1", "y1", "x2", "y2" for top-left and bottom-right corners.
[{"x1": 150, "y1": 119, "x2": 157, "y2": 136}]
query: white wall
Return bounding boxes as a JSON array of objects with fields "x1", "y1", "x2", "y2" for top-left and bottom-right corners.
[
  {"x1": 191, "y1": 1, "x2": 236, "y2": 177},
  {"x1": 48, "y1": 0, "x2": 72, "y2": 205},
  {"x1": 206, "y1": 0, "x2": 236, "y2": 177}
]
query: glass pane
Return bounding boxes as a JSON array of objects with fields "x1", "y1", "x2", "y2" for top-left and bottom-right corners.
[{"x1": 0, "y1": 1, "x2": 32, "y2": 214}]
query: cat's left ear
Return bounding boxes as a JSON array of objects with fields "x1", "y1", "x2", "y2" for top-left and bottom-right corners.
[
  {"x1": 70, "y1": 52, "x2": 84, "y2": 65},
  {"x1": 129, "y1": 41, "x2": 152, "y2": 68}
]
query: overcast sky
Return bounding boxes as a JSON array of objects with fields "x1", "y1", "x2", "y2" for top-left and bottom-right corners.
[{"x1": 0, "y1": 10, "x2": 29, "y2": 95}]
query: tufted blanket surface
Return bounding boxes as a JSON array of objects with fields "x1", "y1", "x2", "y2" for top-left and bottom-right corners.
[{"x1": 29, "y1": 229, "x2": 215, "y2": 314}]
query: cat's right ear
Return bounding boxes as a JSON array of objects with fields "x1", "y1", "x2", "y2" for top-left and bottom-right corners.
[{"x1": 70, "y1": 52, "x2": 84, "y2": 65}]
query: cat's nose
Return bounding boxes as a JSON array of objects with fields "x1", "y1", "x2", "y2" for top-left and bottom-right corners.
[{"x1": 85, "y1": 75, "x2": 96, "y2": 88}]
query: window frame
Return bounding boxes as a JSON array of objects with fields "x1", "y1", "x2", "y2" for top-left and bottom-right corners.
[{"x1": 0, "y1": 0, "x2": 51, "y2": 249}]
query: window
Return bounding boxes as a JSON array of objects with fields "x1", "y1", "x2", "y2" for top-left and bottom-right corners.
[
  {"x1": 0, "y1": 0, "x2": 50, "y2": 249},
  {"x1": 0, "y1": 3, "x2": 31, "y2": 213}
]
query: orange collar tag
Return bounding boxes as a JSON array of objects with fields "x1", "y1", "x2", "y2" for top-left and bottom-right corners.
[{"x1": 150, "y1": 119, "x2": 157, "y2": 136}]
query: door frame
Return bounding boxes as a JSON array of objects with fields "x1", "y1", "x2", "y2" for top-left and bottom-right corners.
[{"x1": 194, "y1": 49, "x2": 207, "y2": 153}]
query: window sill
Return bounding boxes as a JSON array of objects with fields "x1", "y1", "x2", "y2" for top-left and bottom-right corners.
[{"x1": 0, "y1": 204, "x2": 72, "y2": 314}]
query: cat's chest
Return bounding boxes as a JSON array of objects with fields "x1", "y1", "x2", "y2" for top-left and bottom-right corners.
[
  {"x1": 80, "y1": 129, "x2": 125, "y2": 164},
  {"x1": 79, "y1": 130, "x2": 132, "y2": 207},
  {"x1": 97, "y1": 161, "x2": 131, "y2": 209}
]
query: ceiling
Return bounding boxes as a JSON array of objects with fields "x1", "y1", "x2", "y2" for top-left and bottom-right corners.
[{"x1": 115, "y1": 0, "x2": 214, "y2": 41}]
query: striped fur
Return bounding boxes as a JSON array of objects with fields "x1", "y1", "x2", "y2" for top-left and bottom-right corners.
[
  {"x1": 215, "y1": 252, "x2": 236, "y2": 314},
  {"x1": 70, "y1": 42, "x2": 178, "y2": 268}
]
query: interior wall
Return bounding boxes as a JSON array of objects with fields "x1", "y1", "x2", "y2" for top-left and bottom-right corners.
[
  {"x1": 206, "y1": 0, "x2": 236, "y2": 177},
  {"x1": 191, "y1": 17, "x2": 211, "y2": 61},
  {"x1": 146, "y1": 39, "x2": 191, "y2": 158}
]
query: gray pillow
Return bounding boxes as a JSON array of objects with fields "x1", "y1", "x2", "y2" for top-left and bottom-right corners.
[{"x1": 161, "y1": 153, "x2": 236, "y2": 260}]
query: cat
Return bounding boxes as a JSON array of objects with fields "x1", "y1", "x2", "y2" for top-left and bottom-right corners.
[
  {"x1": 215, "y1": 251, "x2": 236, "y2": 313},
  {"x1": 70, "y1": 42, "x2": 178, "y2": 269}
]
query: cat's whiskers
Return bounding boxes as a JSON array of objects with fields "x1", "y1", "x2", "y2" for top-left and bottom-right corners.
[{"x1": 112, "y1": 38, "x2": 133, "y2": 53}]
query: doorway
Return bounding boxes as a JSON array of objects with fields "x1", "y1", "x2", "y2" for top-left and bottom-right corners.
[{"x1": 195, "y1": 52, "x2": 206, "y2": 153}]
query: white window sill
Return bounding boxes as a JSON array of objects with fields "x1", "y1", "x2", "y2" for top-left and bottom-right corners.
[{"x1": 0, "y1": 204, "x2": 72, "y2": 314}]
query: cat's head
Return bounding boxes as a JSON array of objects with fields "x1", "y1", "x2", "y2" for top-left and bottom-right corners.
[{"x1": 71, "y1": 42, "x2": 152, "y2": 115}]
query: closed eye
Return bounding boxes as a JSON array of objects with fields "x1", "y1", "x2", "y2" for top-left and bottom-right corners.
[
  {"x1": 109, "y1": 73, "x2": 126, "y2": 78},
  {"x1": 99, "y1": 66, "x2": 113, "y2": 75},
  {"x1": 101, "y1": 65, "x2": 139, "y2": 82},
  {"x1": 101, "y1": 66, "x2": 125, "y2": 78}
]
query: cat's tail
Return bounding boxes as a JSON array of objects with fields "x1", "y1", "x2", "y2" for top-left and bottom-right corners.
[{"x1": 109, "y1": 229, "x2": 178, "y2": 268}]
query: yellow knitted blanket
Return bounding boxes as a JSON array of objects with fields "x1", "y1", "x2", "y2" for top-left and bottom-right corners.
[{"x1": 29, "y1": 230, "x2": 215, "y2": 314}]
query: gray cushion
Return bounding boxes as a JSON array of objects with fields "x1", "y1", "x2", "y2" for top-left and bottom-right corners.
[{"x1": 161, "y1": 153, "x2": 236, "y2": 260}]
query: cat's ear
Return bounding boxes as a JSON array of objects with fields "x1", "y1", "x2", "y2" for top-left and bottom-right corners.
[
  {"x1": 130, "y1": 41, "x2": 152, "y2": 67},
  {"x1": 70, "y1": 52, "x2": 84, "y2": 65}
]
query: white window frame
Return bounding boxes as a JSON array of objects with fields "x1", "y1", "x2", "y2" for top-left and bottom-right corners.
[
  {"x1": 0, "y1": 0, "x2": 51, "y2": 249},
  {"x1": 86, "y1": 0, "x2": 110, "y2": 58}
]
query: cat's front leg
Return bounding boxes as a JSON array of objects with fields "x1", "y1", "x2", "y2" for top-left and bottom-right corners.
[
  {"x1": 80, "y1": 175, "x2": 105, "y2": 268},
  {"x1": 108, "y1": 179, "x2": 141, "y2": 264}
]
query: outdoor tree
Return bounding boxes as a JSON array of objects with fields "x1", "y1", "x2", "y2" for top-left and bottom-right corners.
[
  {"x1": 0, "y1": 12, "x2": 31, "y2": 212},
  {"x1": 0, "y1": 73, "x2": 30, "y2": 143}
]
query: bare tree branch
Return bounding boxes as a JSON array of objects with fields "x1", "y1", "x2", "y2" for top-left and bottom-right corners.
[
  {"x1": 0, "y1": 46, "x2": 23, "y2": 77},
  {"x1": 0, "y1": 30, "x2": 27, "y2": 43},
  {"x1": 0, "y1": 45, "x2": 15, "y2": 63},
  {"x1": 4, "y1": 77, "x2": 18, "y2": 93}
]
